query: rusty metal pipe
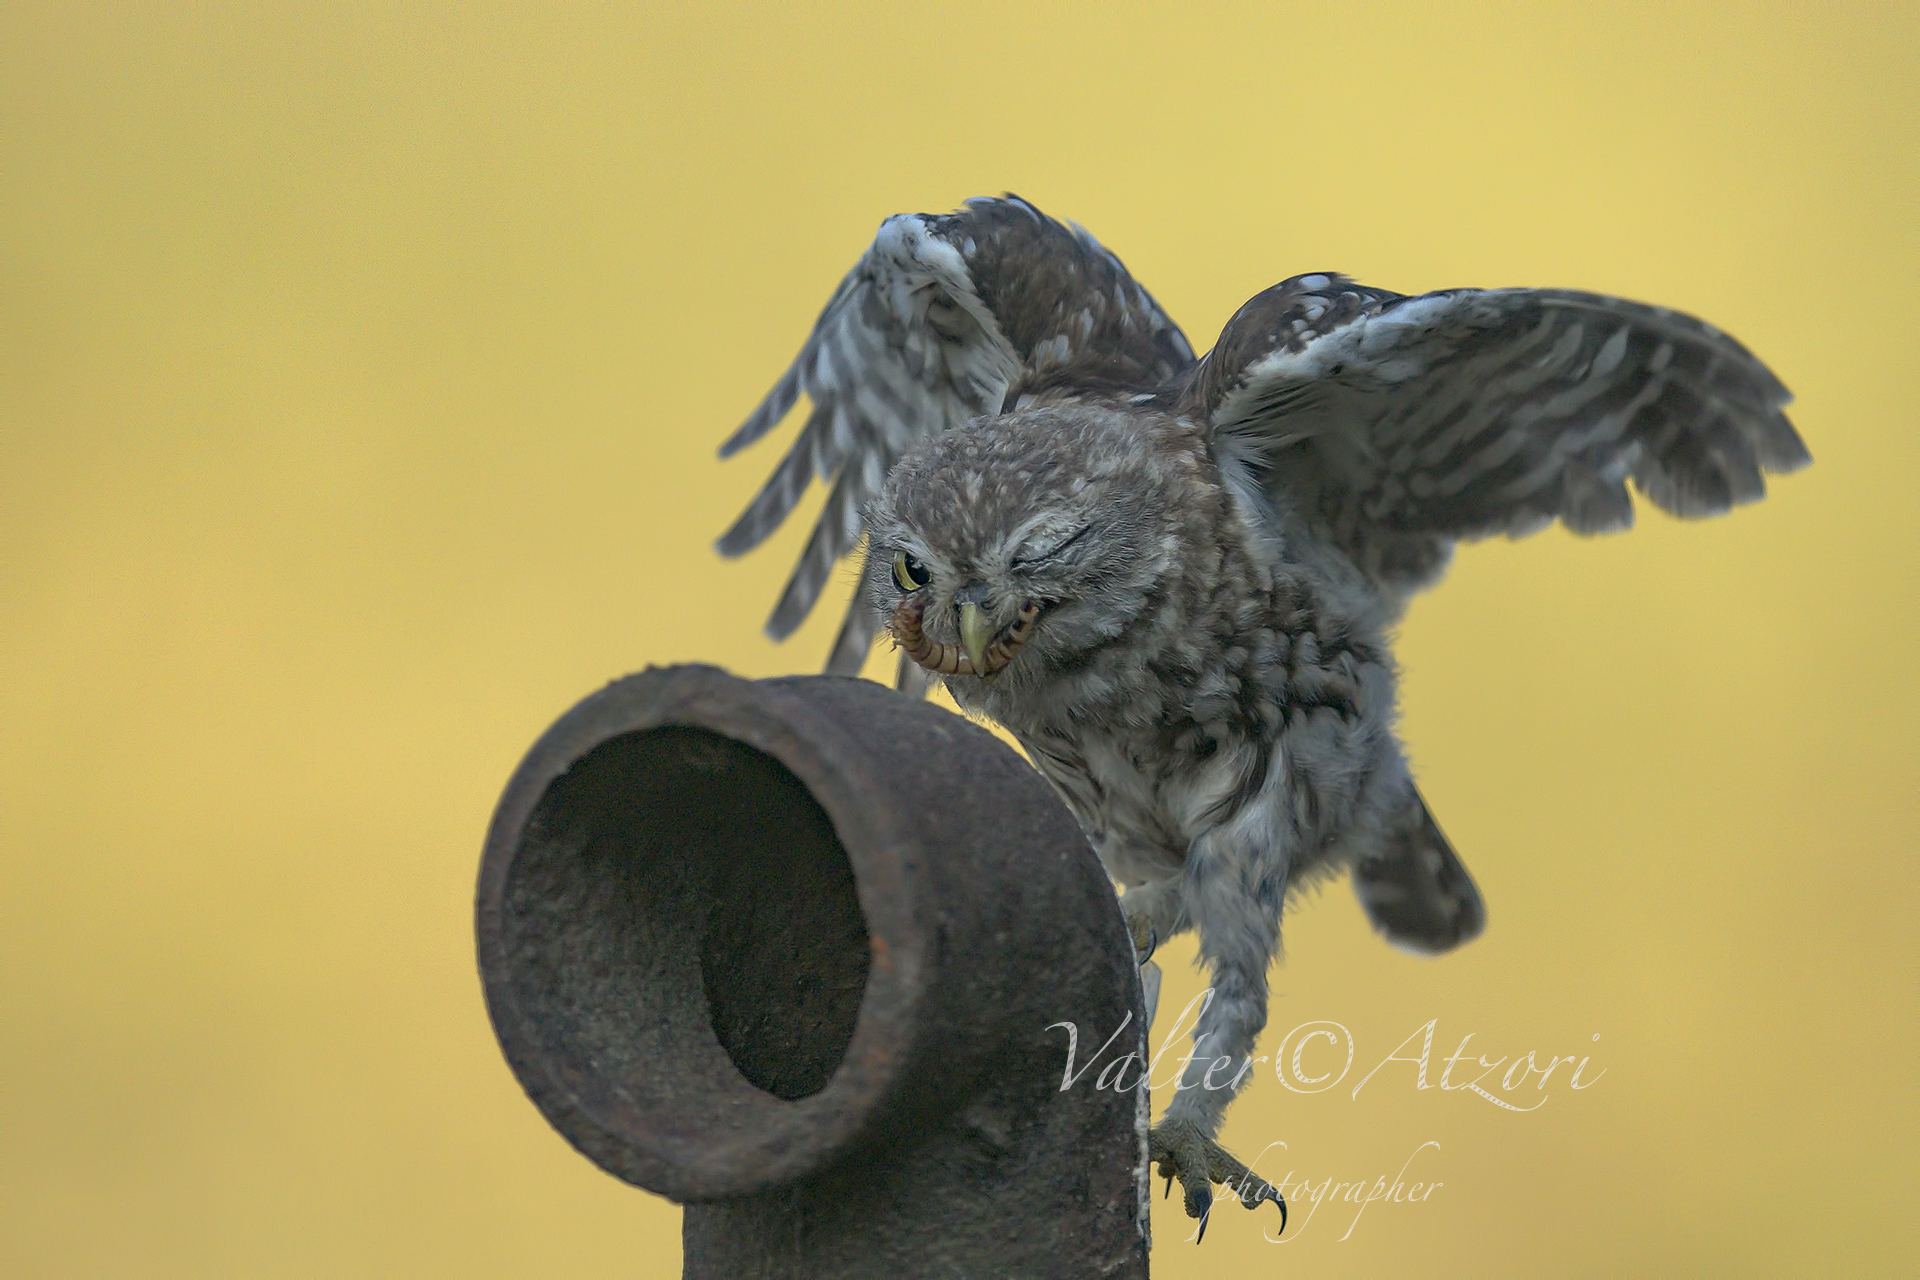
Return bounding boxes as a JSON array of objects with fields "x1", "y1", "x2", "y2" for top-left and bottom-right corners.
[{"x1": 475, "y1": 666, "x2": 1150, "y2": 1278}]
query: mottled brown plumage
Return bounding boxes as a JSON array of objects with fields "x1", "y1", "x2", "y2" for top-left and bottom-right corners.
[{"x1": 716, "y1": 196, "x2": 1807, "y2": 1237}]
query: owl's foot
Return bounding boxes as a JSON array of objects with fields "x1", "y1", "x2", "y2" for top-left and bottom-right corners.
[
  {"x1": 1150, "y1": 1116, "x2": 1286, "y2": 1243},
  {"x1": 1131, "y1": 919, "x2": 1158, "y2": 967},
  {"x1": 1118, "y1": 880, "x2": 1183, "y2": 969},
  {"x1": 1122, "y1": 895, "x2": 1169, "y2": 968}
]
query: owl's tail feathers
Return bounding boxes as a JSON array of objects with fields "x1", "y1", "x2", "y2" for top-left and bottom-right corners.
[{"x1": 1352, "y1": 793, "x2": 1486, "y2": 955}]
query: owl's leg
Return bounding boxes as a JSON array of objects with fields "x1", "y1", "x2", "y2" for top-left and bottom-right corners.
[{"x1": 1148, "y1": 819, "x2": 1289, "y2": 1237}]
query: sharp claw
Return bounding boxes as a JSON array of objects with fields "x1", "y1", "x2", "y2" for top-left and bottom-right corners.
[
  {"x1": 1138, "y1": 924, "x2": 1158, "y2": 967},
  {"x1": 1276, "y1": 1195, "x2": 1287, "y2": 1237},
  {"x1": 1195, "y1": 1197, "x2": 1212, "y2": 1244},
  {"x1": 1163, "y1": 1168, "x2": 1173, "y2": 1199}
]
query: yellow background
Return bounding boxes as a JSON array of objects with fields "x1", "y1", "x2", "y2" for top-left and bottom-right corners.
[{"x1": 3, "y1": 4, "x2": 1914, "y2": 1276}]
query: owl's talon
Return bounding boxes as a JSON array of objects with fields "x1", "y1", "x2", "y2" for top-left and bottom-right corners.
[
  {"x1": 1195, "y1": 1197, "x2": 1212, "y2": 1244},
  {"x1": 1231, "y1": 1170, "x2": 1287, "y2": 1232},
  {"x1": 1137, "y1": 924, "x2": 1158, "y2": 967},
  {"x1": 1124, "y1": 908, "x2": 1159, "y2": 966},
  {"x1": 1151, "y1": 1117, "x2": 1285, "y2": 1241}
]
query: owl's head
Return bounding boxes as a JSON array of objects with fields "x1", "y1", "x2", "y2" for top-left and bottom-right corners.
[{"x1": 862, "y1": 403, "x2": 1200, "y2": 686}]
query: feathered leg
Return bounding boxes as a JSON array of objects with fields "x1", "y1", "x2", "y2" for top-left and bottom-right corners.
[{"x1": 1151, "y1": 810, "x2": 1289, "y2": 1236}]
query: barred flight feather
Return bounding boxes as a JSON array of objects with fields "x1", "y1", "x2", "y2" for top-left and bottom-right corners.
[
  {"x1": 716, "y1": 198, "x2": 1804, "y2": 684},
  {"x1": 717, "y1": 195, "x2": 1195, "y2": 668},
  {"x1": 1189, "y1": 278, "x2": 1805, "y2": 598}
]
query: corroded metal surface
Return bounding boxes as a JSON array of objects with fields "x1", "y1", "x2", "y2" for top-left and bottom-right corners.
[{"x1": 476, "y1": 666, "x2": 1149, "y2": 1278}]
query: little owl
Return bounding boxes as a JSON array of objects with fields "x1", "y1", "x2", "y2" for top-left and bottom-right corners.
[{"x1": 714, "y1": 196, "x2": 1806, "y2": 1237}]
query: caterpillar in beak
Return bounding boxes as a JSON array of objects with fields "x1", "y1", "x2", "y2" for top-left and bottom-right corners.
[{"x1": 890, "y1": 595, "x2": 1040, "y2": 677}]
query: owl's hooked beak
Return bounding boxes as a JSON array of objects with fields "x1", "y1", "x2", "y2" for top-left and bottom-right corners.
[
  {"x1": 889, "y1": 594, "x2": 1041, "y2": 678},
  {"x1": 959, "y1": 602, "x2": 995, "y2": 676}
]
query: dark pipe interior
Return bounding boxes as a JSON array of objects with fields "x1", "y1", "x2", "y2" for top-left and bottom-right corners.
[{"x1": 503, "y1": 726, "x2": 870, "y2": 1109}]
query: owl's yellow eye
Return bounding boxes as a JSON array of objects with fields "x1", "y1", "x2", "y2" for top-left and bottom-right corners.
[{"x1": 892, "y1": 550, "x2": 931, "y2": 592}]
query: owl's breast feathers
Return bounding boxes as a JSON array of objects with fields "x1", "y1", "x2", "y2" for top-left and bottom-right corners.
[{"x1": 964, "y1": 411, "x2": 1399, "y2": 873}]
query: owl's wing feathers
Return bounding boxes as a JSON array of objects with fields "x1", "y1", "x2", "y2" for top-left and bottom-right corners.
[
  {"x1": 717, "y1": 195, "x2": 1194, "y2": 675},
  {"x1": 1187, "y1": 274, "x2": 1808, "y2": 576}
]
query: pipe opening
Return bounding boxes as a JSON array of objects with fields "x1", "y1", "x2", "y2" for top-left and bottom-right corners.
[{"x1": 503, "y1": 726, "x2": 870, "y2": 1113}]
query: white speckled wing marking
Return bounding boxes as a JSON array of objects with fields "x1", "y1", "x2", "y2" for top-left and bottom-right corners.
[
  {"x1": 1191, "y1": 274, "x2": 1809, "y2": 558},
  {"x1": 717, "y1": 196, "x2": 1195, "y2": 679}
]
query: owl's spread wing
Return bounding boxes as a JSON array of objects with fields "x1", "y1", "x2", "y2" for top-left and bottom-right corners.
[
  {"x1": 717, "y1": 195, "x2": 1194, "y2": 675},
  {"x1": 1184, "y1": 274, "x2": 1808, "y2": 593}
]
